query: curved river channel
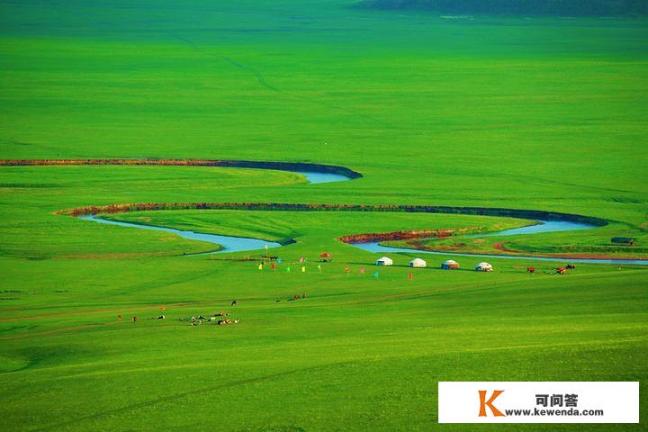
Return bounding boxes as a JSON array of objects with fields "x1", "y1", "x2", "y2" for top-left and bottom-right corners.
[
  {"x1": 79, "y1": 170, "x2": 647, "y2": 265},
  {"x1": 80, "y1": 171, "x2": 342, "y2": 254}
]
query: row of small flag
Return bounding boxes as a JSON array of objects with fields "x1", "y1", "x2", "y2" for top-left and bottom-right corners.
[{"x1": 256, "y1": 262, "x2": 420, "y2": 279}]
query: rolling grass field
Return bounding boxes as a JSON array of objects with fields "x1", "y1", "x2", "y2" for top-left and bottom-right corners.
[{"x1": 1, "y1": 1, "x2": 647, "y2": 430}]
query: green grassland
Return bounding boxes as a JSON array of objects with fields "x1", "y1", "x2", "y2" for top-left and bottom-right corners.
[{"x1": 1, "y1": 1, "x2": 648, "y2": 431}]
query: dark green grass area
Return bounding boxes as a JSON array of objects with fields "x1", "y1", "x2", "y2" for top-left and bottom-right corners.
[
  {"x1": 1, "y1": 1, "x2": 647, "y2": 431},
  {"x1": 358, "y1": 0, "x2": 648, "y2": 17}
]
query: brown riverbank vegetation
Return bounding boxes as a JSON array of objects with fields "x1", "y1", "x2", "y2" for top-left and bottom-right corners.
[
  {"x1": 0, "y1": 158, "x2": 362, "y2": 178},
  {"x1": 57, "y1": 201, "x2": 608, "y2": 228}
]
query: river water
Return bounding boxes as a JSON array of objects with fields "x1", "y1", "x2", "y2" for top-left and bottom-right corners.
[
  {"x1": 79, "y1": 170, "x2": 345, "y2": 254},
  {"x1": 349, "y1": 220, "x2": 646, "y2": 265}
]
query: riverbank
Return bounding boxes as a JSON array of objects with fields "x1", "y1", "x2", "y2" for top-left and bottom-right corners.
[
  {"x1": 0, "y1": 159, "x2": 363, "y2": 180},
  {"x1": 57, "y1": 201, "x2": 609, "y2": 225}
]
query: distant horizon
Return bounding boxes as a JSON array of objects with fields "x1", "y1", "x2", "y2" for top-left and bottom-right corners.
[{"x1": 358, "y1": 0, "x2": 648, "y2": 16}]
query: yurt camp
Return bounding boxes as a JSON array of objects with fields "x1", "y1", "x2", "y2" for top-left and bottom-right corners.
[
  {"x1": 376, "y1": 256, "x2": 394, "y2": 266},
  {"x1": 441, "y1": 259, "x2": 460, "y2": 270},
  {"x1": 475, "y1": 262, "x2": 493, "y2": 272},
  {"x1": 409, "y1": 258, "x2": 427, "y2": 268}
]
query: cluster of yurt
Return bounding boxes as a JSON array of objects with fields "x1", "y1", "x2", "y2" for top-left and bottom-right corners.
[
  {"x1": 409, "y1": 258, "x2": 427, "y2": 268},
  {"x1": 441, "y1": 259, "x2": 460, "y2": 270},
  {"x1": 375, "y1": 256, "x2": 493, "y2": 272},
  {"x1": 475, "y1": 262, "x2": 493, "y2": 272},
  {"x1": 376, "y1": 256, "x2": 429, "y2": 267}
]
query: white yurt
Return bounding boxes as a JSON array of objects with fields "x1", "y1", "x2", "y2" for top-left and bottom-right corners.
[
  {"x1": 409, "y1": 258, "x2": 427, "y2": 268},
  {"x1": 475, "y1": 262, "x2": 493, "y2": 272},
  {"x1": 441, "y1": 259, "x2": 460, "y2": 270},
  {"x1": 376, "y1": 256, "x2": 394, "y2": 266}
]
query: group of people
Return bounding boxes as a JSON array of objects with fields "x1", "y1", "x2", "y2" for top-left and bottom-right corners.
[
  {"x1": 288, "y1": 293, "x2": 307, "y2": 301},
  {"x1": 188, "y1": 311, "x2": 240, "y2": 326},
  {"x1": 120, "y1": 307, "x2": 241, "y2": 327}
]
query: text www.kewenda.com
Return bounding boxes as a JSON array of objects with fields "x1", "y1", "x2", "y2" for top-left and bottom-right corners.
[{"x1": 504, "y1": 408, "x2": 604, "y2": 417}]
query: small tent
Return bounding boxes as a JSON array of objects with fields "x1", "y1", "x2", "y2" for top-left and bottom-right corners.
[
  {"x1": 320, "y1": 251, "x2": 333, "y2": 262},
  {"x1": 376, "y1": 256, "x2": 393, "y2": 266},
  {"x1": 409, "y1": 258, "x2": 427, "y2": 268},
  {"x1": 475, "y1": 262, "x2": 493, "y2": 272},
  {"x1": 441, "y1": 259, "x2": 460, "y2": 270}
]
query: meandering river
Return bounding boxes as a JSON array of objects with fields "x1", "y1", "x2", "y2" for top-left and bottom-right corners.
[
  {"x1": 78, "y1": 170, "x2": 645, "y2": 264},
  {"x1": 79, "y1": 170, "x2": 342, "y2": 254},
  {"x1": 1, "y1": 159, "x2": 632, "y2": 264}
]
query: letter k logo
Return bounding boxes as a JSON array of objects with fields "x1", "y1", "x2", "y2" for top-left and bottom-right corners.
[{"x1": 478, "y1": 390, "x2": 505, "y2": 417}]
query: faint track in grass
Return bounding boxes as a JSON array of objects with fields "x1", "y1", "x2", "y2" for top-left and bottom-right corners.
[
  {"x1": 223, "y1": 56, "x2": 280, "y2": 92},
  {"x1": 30, "y1": 360, "x2": 357, "y2": 432},
  {"x1": 169, "y1": 31, "x2": 280, "y2": 92},
  {"x1": 28, "y1": 333, "x2": 648, "y2": 431},
  {"x1": 168, "y1": 31, "x2": 395, "y2": 128}
]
